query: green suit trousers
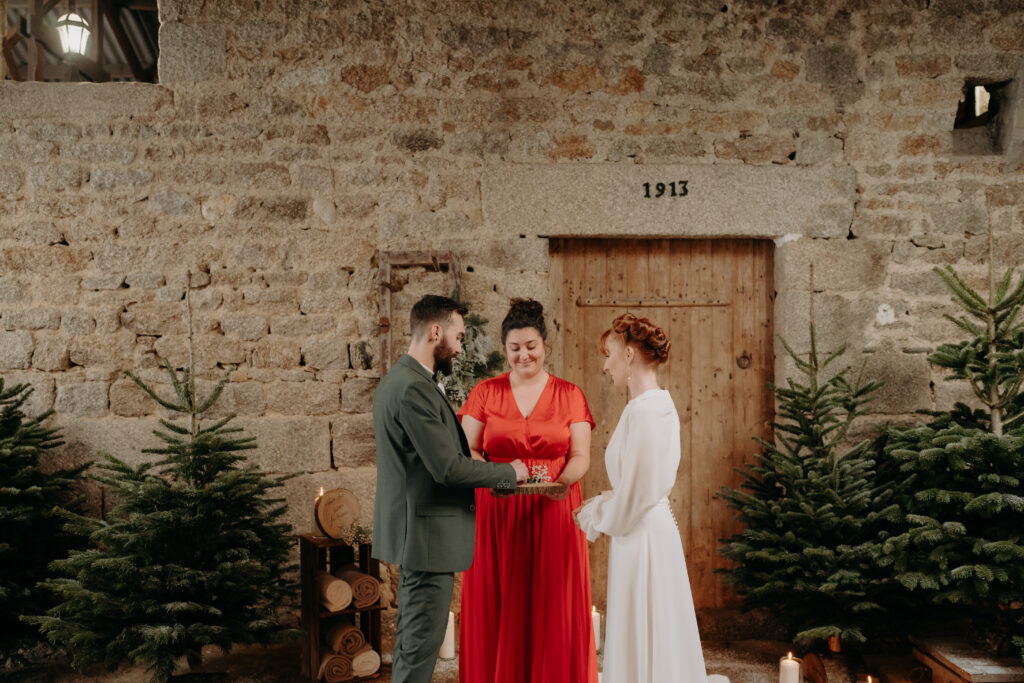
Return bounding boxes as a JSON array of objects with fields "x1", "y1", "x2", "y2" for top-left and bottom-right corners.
[{"x1": 392, "y1": 568, "x2": 455, "y2": 683}]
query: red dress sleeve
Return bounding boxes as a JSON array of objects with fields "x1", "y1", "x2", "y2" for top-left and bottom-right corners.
[
  {"x1": 458, "y1": 380, "x2": 488, "y2": 422},
  {"x1": 569, "y1": 383, "x2": 596, "y2": 430}
]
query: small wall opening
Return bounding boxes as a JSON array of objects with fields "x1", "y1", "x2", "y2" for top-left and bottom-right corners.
[{"x1": 953, "y1": 79, "x2": 1013, "y2": 155}]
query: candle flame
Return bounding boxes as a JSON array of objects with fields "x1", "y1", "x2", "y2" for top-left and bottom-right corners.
[
  {"x1": 868, "y1": 678, "x2": 872, "y2": 683},
  {"x1": 318, "y1": 487, "x2": 324, "y2": 498},
  {"x1": 787, "y1": 652, "x2": 793, "y2": 660}
]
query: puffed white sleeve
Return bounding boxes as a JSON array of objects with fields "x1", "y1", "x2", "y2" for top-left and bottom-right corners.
[{"x1": 575, "y1": 403, "x2": 678, "y2": 540}]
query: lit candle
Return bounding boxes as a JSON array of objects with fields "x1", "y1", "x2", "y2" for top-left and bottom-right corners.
[
  {"x1": 779, "y1": 652, "x2": 801, "y2": 683},
  {"x1": 313, "y1": 487, "x2": 324, "y2": 536},
  {"x1": 592, "y1": 606, "x2": 601, "y2": 652},
  {"x1": 439, "y1": 611, "x2": 455, "y2": 659}
]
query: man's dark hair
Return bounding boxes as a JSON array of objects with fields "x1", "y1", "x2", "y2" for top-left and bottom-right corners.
[{"x1": 410, "y1": 295, "x2": 468, "y2": 338}]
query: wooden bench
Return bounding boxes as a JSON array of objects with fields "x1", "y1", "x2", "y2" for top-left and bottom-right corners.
[{"x1": 910, "y1": 635, "x2": 1024, "y2": 683}]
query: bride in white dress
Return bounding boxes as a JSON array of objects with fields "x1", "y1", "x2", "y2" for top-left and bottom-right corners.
[{"x1": 575, "y1": 313, "x2": 708, "y2": 683}]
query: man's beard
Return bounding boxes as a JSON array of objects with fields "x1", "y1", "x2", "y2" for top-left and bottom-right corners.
[{"x1": 434, "y1": 338, "x2": 458, "y2": 376}]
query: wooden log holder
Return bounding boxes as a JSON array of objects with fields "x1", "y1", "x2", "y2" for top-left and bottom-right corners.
[{"x1": 299, "y1": 535, "x2": 384, "y2": 682}]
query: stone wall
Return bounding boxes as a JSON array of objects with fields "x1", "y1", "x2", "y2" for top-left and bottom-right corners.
[{"x1": 1, "y1": 0, "x2": 1024, "y2": 551}]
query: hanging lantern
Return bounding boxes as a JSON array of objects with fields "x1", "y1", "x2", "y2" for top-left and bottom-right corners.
[{"x1": 55, "y1": 11, "x2": 90, "y2": 56}]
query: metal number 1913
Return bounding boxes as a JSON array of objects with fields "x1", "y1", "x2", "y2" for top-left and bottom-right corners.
[{"x1": 643, "y1": 181, "x2": 689, "y2": 198}]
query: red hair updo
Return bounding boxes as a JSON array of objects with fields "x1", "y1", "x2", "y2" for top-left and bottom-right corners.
[{"x1": 600, "y1": 313, "x2": 671, "y2": 365}]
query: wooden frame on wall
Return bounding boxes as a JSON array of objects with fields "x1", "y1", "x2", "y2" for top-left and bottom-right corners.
[{"x1": 377, "y1": 250, "x2": 462, "y2": 375}]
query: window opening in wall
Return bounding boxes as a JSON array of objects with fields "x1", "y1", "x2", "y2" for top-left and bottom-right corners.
[
  {"x1": 953, "y1": 79, "x2": 1012, "y2": 155},
  {"x1": 3, "y1": 0, "x2": 158, "y2": 82}
]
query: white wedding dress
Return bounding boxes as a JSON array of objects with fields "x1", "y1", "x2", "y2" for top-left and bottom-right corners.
[{"x1": 576, "y1": 389, "x2": 707, "y2": 683}]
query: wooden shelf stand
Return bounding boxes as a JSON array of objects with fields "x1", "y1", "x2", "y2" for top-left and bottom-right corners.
[{"x1": 299, "y1": 534, "x2": 384, "y2": 682}]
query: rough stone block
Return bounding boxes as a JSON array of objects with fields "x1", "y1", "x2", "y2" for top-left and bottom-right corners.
[
  {"x1": 861, "y1": 351, "x2": 933, "y2": 413},
  {"x1": 252, "y1": 337, "x2": 301, "y2": 369},
  {"x1": 890, "y1": 269, "x2": 955, "y2": 298},
  {"x1": 62, "y1": 309, "x2": 96, "y2": 334},
  {"x1": 776, "y1": 238, "x2": 889, "y2": 292},
  {"x1": 109, "y1": 378, "x2": 154, "y2": 417},
  {"x1": 805, "y1": 44, "x2": 858, "y2": 84},
  {"x1": 265, "y1": 381, "x2": 340, "y2": 415},
  {"x1": 201, "y1": 381, "x2": 265, "y2": 418},
  {"x1": 55, "y1": 382, "x2": 108, "y2": 417},
  {"x1": 482, "y1": 164, "x2": 856, "y2": 239},
  {"x1": 148, "y1": 191, "x2": 195, "y2": 216},
  {"x1": 50, "y1": 416, "x2": 166, "y2": 470},
  {"x1": 80, "y1": 273, "x2": 126, "y2": 290},
  {"x1": 221, "y1": 314, "x2": 269, "y2": 340},
  {"x1": 331, "y1": 413, "x2": 376, "y2": 467},
  {"x1": 927, "y1": 201, "x2": 987, "y2": 235},
  {"x1": 0, "y1": 331, "x2": 33, "y2": 369},
  {"x1": 158, "y1": 23, "x2": 227, "y2": 82},
  {"x1": 61, "y1": 143, "x2": 137, "y2": 164},
  {"x1": 291, "y1": 165, "x2": 333, "y2": 192},
  {"x1": 270, "y1": 315, "x2": 333, "y2": 337},
  {"x1": 68, "y1": 331, "x2": 135, "y2": 368},
  {"x1": 10, "y1": 220, "x2": 61, "y2": 244},
  {"x1": 775, "y1": 291, "x2": 873, "y2": 356},
  {"x1": 0, "y1": 167, "x2": 24, "y2": 193},
  {"x1": 0, "y1": 371, "x2": 56, "y2": 416},
  {"x1": 341, "y1": 377, "x2": 379, "y2": 413},
  {"x1": 301, "y1": 335, "x2": 350, "y2": 371},
  {"x1": 32, "y1": 335, "x2": 70, "y2": 371},
  {"x1": 153, "y1": 334, "x2": 247, "y2": 368},
  {"x1": 90, "y1": 168, "x2": 153, "y2": 191},
  {"x1": 230, "y1": 415, "x2": 331, "y2": 473},
  {"x1": 0, "y1": 83, "x2": 171, "y2": 119},
  {"x1": 28, "y1": 164, "x2": 84, "y2": 191},
  {"x1": 125, "y1": 272, "x2": 165, "y2": 289},
  {"x1": 121, "y1": 302, "x2": 187, "y2": 336},
  {"x1": 3, "y1": 308, "x2": 61, "y2": 330}
]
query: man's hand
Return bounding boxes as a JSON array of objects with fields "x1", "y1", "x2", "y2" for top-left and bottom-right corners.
[{"x1": 510, "y1": 459, "x2": 528, "y2": 482}]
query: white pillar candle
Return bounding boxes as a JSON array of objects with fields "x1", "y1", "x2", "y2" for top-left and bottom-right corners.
[
  {"x1": 592, "y1": 606, "x2": 601, "y2": 652},
  {"x1": 439, "y1": 611, "x2": 455, "y2": 660},
  {"x1": 779, "y1": 652, "x2": 801, "y2": 683}
]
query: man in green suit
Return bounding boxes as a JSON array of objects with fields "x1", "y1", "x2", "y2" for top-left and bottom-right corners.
[{"x1": 373, "y1": 295, "x2": 527, "y2": 683}]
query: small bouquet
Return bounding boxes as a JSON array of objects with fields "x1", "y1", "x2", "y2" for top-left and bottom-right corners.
[{"x1": 502, "y1": 463, "x2": 567, "y2": 496}]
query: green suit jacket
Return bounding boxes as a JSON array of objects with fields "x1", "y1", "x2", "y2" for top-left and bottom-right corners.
[{"x1": 372, "y1": 354, "x2": 516, "y2": 572}]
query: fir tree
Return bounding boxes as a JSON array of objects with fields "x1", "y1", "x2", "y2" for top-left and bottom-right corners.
[
  {"x1": 29, "y1": 276, "x2": 300, "y2": 681},
  {"x1": 718, "y1": 276, "x2": 897, "y2": 648},
  {"x1": 880, "y1": 223, "x2": 1024, "y2": 657},
  {"x1": 0, "y1": 380, "x2": 82, "y2": 667}
]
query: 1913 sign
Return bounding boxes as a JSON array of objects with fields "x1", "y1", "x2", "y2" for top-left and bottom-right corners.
[{"x1": 643, "y1": 181, "x2": 689, "y2": 198}]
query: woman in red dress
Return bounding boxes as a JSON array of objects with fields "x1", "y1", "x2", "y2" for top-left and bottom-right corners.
[{"x1": 458, "y1": 299, "x2": 599, "y2": 683}]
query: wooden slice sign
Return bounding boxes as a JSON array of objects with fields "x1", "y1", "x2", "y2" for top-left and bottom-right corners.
[{"x1": 314, "y1": 488, "x2": 361, "y2": 539}]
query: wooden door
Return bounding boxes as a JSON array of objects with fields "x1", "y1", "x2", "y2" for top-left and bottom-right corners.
[{"x1": 549, "y1": 238, "x2": 774, "y2": 611}]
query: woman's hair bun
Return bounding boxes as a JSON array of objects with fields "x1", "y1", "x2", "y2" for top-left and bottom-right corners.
[{"x1": 501, "y1": 298, "x2": 547, "y2": 343}]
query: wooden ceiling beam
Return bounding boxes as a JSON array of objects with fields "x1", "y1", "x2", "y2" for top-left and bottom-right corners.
[
  {"x1": 102, "y1": 2, "x2": 144, "y2": 81},
  {"x1": 3, "y1": 29, "x2": 24, "y2": 81}
]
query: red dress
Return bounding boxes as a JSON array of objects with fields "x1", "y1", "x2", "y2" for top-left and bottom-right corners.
[{"x1": 457, "y1": 373, "x2": 599, "y2": 683}]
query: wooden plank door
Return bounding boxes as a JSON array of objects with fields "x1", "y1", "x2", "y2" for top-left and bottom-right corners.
[{"x1": 549, "y1": 238, "x2": 774, "y2": 611}]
